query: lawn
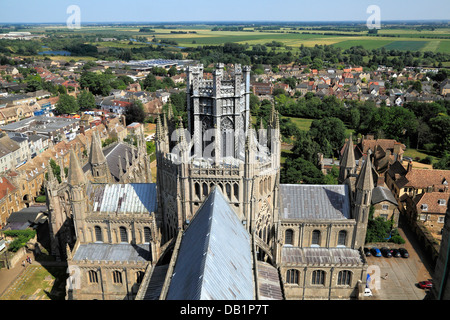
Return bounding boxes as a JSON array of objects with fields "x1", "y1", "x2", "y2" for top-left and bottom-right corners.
[
  {"x1": 285, "y1": 116, "x2": 313, "y2": 131},
  {"x1": 0, "y1": 265, "x2": 67, "y2": 300},
  {"x1": 403, "y1": 148, "x2": 439, "y2": 164}
]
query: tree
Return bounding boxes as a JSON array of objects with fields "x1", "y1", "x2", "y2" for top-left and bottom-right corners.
[
  {"x1": 77, "y1": 90, "x2": 96, "y2": 111},
  {"x1": 383, "y1": 106, "x2": 418, "y2": 142},
  {"x1": 124, "y1": 100, "x2": 146, "y2": 125},
  {"x1": 412, "y1": 80, "x2": 422, "y2": 93},
  {"x1": 281, "y1": 157, "x2": 325, "y2": 184},
  {"x1": 429, "y1": 114, "x2": 450, "y2": 156},
  {"x1": 434, "y1": 152, "x2": 450, "y2": 170},
  {"x1": 168, "y1": 66, "x2": 177, "y2": 77},
  {"x1": 56, "y1": 94, "x2": 79, "y2": 115},
  {"x1": 309, "y1": 117, "x2": 346, "y2": 158},
  {"x1": 142, "y1": 73, "x2": 158, "y2": 91},
  {"x1": 292, "y1": 131, "x2": 322, "y2": 164}
]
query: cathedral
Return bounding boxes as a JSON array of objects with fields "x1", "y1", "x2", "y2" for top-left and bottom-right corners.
[{"x1": 59, "y1": 63, "x2": 374, "y2": 300}]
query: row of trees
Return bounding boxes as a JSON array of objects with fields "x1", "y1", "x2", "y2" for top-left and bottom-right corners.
[{"x1": 269, "y1": 91, "x2": 450, "y2": 159}]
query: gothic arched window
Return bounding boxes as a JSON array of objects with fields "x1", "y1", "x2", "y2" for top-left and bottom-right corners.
[
  {"x1": 94, "y1": 226, "x2": 103, "y2": 243},
  {"x1": 136, "y1": 271, "x2": 145, "y2": 284},
  {"x1": 312, "y1": 230, "x2": 321, "y2": 246},
  {"x1": 202, "y1": 182, "x2": 208, "y2": 197},
  {"x1": 285, "y1": 229, "x2": 294, "y2": 245},
  {"x1": 195, "y1": 182, "x2": 201, "y2": 199},
  {"x1": 144, "y1": 227, "x2": 152, "y2": 243},
  {"x1": 233, "y1": 183, "x2": 239, "y2": 201},
  {"x1": 286, "y1": 269, "x2": 299, "y2": 284},
  {"x1": 119, "y1": 227, "x2": 128, "y2": 243},
  {"x1": 221, "y1": 117, "x2": 234, "y2": 158},
  {"x1": 88, "y1": 270, "x2": 98, "y2": 283},
  {"x1": 113, "y1": 270, "x2": 123, "y2": 284},
  {"x1": 312, "y1": 270, "x2": 325, "y2": 285},
  {"x1": 338, "y1": 230, "x2": 347, "y2": 246},
  {"x1": 337, "y1": 270, "x2": 352, "y2": 286}
]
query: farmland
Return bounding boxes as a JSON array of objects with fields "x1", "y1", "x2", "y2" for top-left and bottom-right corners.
[{"x1": 8, "y1": 23, "x2": 450, "y2": 55}]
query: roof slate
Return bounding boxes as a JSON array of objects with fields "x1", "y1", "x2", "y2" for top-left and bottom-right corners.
[
  {"x1": 281, "y1": 247, "x2": 364, "y2": 266},
  {"x1": 72, "y1": 243, "x2": 151, "y2": 262},
  {"x1": 279, "y1": 184, "x2": 351, "y2": 220},
  {"x1": 166, "y1": 187, "x2": 254, "y2": 300},
  {"x1": 87, "y1": 183, "x2": 157, "y2": 214},
  {"x1": 372, "y1": 186, "x2": 397, "y2": 205}
]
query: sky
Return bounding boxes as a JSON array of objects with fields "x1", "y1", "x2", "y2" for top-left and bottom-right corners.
[{"x1": 0, "y1": 0, "x2": 449, "y2": 23}]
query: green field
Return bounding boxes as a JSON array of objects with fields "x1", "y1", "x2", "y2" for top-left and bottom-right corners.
[
  {"x1": 383, "y1": 41, "x2": 428, "y2": 51},
  {"x1": 438, "y1": 41, "x2": 450, "y2": 53},
  {"x1": 11, "y1": 24, "x2": 450, "y2": 54},
  {"x1": 334, "y1": 39, "x2": 395, "y2": 50}
]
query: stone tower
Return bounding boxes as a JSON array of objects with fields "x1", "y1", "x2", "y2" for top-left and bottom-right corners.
[
  {"x1": 352, "y1": 150, "x2": 374, "y2": 250},
  {"x1": 88, "y1": 131, "x2": 112, "y2": 183},
  {"x1": 67, "y1": 148, "x2": 88, "y2": 243},
  {"x1": 155, "y1": 64, "x2": 281, "y2": 263},
  {"x1": 339, "y1": 134, "x2": 356, "y2": 184}
]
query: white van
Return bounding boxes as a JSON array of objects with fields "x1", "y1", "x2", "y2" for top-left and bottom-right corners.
[{"x1": 364, "y1": 288, "x2": 373, "y2": 297}]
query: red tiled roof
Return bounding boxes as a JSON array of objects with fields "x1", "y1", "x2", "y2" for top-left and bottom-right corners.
[
  {"x1": 0, "y1": 177, "x2": 17, "y2": 199},
  {"x1": 415, "y1": 192, "x2": 450, "y2": 214}
]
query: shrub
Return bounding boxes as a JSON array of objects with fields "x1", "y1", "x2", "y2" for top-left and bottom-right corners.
[
  {"x1": 4, "y1": 230, "x2": 36, "y2": 252},
  {"x1": 35, "y1": 195, "x2": 46, "y2": 203}
]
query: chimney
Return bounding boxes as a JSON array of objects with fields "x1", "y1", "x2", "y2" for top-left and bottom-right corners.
[{"x1": 407, "y1": 160, "x2": 413, "y2": 173}]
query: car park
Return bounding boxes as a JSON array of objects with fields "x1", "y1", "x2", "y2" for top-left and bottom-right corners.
[
  {"x1": 381, "y1": 247, "x2": 392, "y2": 258},
  {"x1": 364, "y1": 248, "x2": 372, "y2": 256},
  {"x1": 391, "y1": 248, "x2": 401, "y2": 258},
  {"x1": 399, "y1": 248, "x2": 409, "y2": 258},
  {"x1": 371, "y1": 247, "x2": 381, "y2": 257}
]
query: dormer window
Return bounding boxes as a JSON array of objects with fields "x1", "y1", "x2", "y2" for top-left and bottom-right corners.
[
  {"x1": 438, "y1": 199, "x2": 446, "y2": 206},
  {"x1": 421, "y1": 204, "x2": 428, "y2": 211}
]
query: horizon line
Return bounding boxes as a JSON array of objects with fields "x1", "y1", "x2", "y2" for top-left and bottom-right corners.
[{"x1": 1, "y1": 19, "x2": 450, "y2": 25}]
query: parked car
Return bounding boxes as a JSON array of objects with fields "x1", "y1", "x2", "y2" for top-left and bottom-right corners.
[
  {"x1": 399, "y1": 248, "x2": 409, "y2": 258},
  {"x1": 418, "y1": 281, "x2": 433, "y2": 289},
  {"x1": 381, "y1": 247, "x2": 392, "y2": 258},
  {"x1": 364, "y1": 287, "x2": 373, "y2": 297},
  {"x1": 371, "y1": 247, "x2": 381, "y2": 257},
  {"x1": 391, "y1": 248, "x2": 401, "y2": 258},
  {"x1": 364, "y1": 248, "x2": 372, "y2": 256}
]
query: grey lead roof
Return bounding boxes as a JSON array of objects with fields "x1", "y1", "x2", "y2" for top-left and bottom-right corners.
[
  {"x1": 87, "y1": 183, "x2": 157, "y2": 214},
  {"x1": 83, "y1": 142, "x2": 137, "y2": 182},
  {"x1": 281, "y1": 247, "x2": 364, "y2": 266},
  {"x1": 166, "y1": 187, "x2": 254, "y2": 300},
  {"x1": 72, "y1": 243, "x2": 151, "y2": 262},
  {"x1": 371, "y1": 186, "x2": 398, "y2": 205},
  {"x1": 279, "y1": 184, "x2": 351, "y2": 220}
]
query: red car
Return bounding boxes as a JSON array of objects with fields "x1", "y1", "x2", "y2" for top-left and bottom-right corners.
[{"x1": 418, "y1": 281, "x2": 433, "y2": 289}]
